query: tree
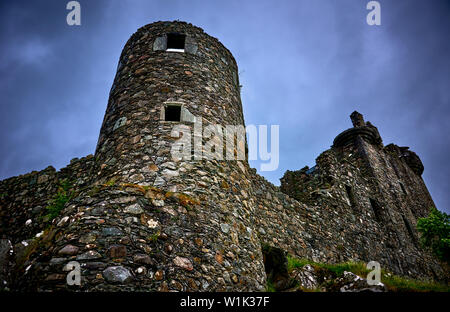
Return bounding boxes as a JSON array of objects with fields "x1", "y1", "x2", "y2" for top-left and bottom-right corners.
[{"x1": 417, "y1": 207, "x2": 450, "y2": 262}]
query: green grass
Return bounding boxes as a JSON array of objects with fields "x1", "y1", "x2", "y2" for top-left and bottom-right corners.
[
  {"x1": 287, "y1": 256, "x2": 369, "y2": 277},
  {"x1": 286, "y1": 255, "x2": 449, "y2": 292},
  {"x1": 265, "y1": 280, "x2": 276, "y2": 292},
  {"x1": 287, "y1": 257, "x2": 312, "y2": 271},
  {"x1": 319, "y1": 262, "x2": 369, "y2": 277},
  {"x1": 382, "y1": 273, "x2": 450, "y2": 292}
]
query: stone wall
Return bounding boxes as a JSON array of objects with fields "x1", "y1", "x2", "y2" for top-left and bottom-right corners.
[
  {"x1": 0, "y1": 155, "x2": 94, "y2": 244},
  {"x1": 0, "y1": 155, "x2": 94, "y2": 290},
  {"x1": 6, "y1": 160, "x2": 266, "y2": 292},
  {"x1": 275, "y1": 119, "x2": 444, "y2": 281},
  {"x1": 1, "y1": 143, "x2": 446, "y2": 291}
]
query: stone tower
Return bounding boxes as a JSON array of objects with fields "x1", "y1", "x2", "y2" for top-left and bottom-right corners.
[
  {"x1": 4, "y1": 21, "x2": 266, "y2": 292},
  {"x1": 87, "y1": 21, "x2": 264, "y2": 291},
  {"x1": 93, "y1": 21, "x2": 245, "y2": 186},
  {"x1": 280, "y1": 112, "x2": 441, "y2": 279}
]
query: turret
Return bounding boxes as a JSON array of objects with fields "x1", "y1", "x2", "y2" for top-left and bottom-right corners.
[
  {"x1": 93, "y1": 21, "x2": 244, "y2": 186},
  {"x1": 333, "y1": 111, "x2": 382, "y2": 148}
]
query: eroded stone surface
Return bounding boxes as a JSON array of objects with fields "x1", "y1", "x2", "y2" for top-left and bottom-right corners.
[
  {"x1": 103, "y1": 266, "x2": 134, "y2": 284},
  {"x1": 336, "y1": 271, "x2": 387, "y2": 292},
  {"x1": 291, "y1": 265, "x2": 318, "y2": 290},
  {"x1": 58, "y1": 245, "x2": 79, "y2": 256}
]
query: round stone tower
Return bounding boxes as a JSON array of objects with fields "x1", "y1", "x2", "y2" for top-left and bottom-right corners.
[
  {"x1": 25, "y1": 21, "x2": 265, "y2": 292},
  {"x1": 94, "y1": 21, "x2": 245, "y2": 186}
]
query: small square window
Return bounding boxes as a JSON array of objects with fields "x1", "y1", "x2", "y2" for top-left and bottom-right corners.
[
  {"x1": 165, "y1": 105, "x2": 181, "y2": 121},
  {"x1": 166, "y1": 33, "x2": 186, "y2": 52}
]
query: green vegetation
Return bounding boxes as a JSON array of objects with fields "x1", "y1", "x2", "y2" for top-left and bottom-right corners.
[
  {"x1": 287, "y1": 256, "x2": 312, "y2": 271},
  {"x1": 287, "y1": 256, "x2": 369, "y2": 278},
  {"x1": 148, "y1": 231, "x2": 160, "y2": 243},
  {"x1": 417, "y1": 207, "x2": 450, "y2": 262},
  {"x1": 44, "y1": 179, "x2": 74, "y2": 222},
  {"x1": 382, "y1": 273, "x2": 449, "y2": 292},
  {"x1": 285, "y1": 255, "x2": 449, "y2": 292},
  {"x1": 104, "y1": 178, "x2": 117, "y2": 187},
  {"x1": 265, "y1": 280, "x2": 276, "y2": 292},
  {"x1": 14, "y1": 226, "x2": 57, "y2": 274},
  {"x1": 88, "y1": 185, "x2": 101, "y2": 196}
]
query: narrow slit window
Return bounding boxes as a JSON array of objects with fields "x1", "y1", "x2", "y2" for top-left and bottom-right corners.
[
  {"x1": 166, "y1": 33, "x2": 186, "y2": 52},
  {"x1": 399, "y1": 182, "x2": 407, "y2": 195},
  {"x1": 165, "y1": 105, "x2": 181, "y2": 121},
  {"x1": 345, "y1": 185, "x2": 357, "y2": 211},
  {"x1": 369, "y1": 198, "x2": 382, "y2": 222},
  {"x1": 402, "y1": 215, "x2": 417, "y2": 245}
]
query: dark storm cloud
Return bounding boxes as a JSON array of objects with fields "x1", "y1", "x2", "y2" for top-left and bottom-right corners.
[
  {"x1": 0, "y1": 0, "x2": 113, "y2": 177},
  {"x1": 0, "y1": 0, "x2": 448, "y2": 212}
]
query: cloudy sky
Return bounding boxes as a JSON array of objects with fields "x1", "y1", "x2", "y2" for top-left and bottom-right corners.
[{"x1": 0, "y1": 0, "x2": 448, "y2": 213}]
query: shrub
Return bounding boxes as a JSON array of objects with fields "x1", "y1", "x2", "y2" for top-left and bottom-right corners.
[{"x1": 417, "y1": 207, "x2": 450, "y2": 262}]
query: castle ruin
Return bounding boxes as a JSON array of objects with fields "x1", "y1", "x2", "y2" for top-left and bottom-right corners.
[{"x1": 0, "y1": 21, "x2": 446, "y2": 291}]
